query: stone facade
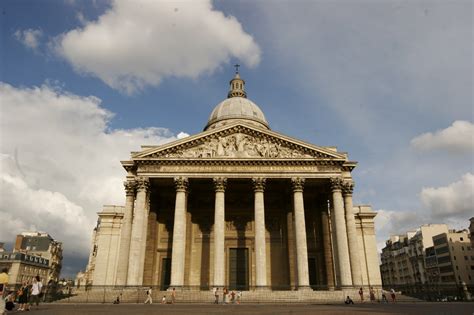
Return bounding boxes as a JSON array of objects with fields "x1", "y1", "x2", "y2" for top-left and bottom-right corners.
[
  {"x1": 13, "y1": 232, "x2": 63, "y2": 284},
  {"x1": 0, "y1": 252, "x2": 49, "y2": 287},
  {"x1": 88, "y1": 72, "x2": 382, "y2": 291}
]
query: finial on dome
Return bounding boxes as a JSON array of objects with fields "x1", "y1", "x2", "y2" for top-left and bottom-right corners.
[{"x1": 228, "y1": 65, "x2": 247, "y2": 98}]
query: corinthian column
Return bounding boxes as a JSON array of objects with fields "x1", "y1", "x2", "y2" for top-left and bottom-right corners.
[
  {"x1": 343, "y1": 181, "x2": 363, "y2": 286},
  {"x1": 330, "y1": 177, "x2": 352, "y2": 288},
  {"x1": 127, "y1": 177, "x2": 150, "y2": 285},
  {"x1": 170, "y1": 177, "x2": 189, "y2": 289},
  {"x1": 321, "y1": 209, "x2": 335, "y2": 290},
  {"x1": 291, "y1": 177, "x2": 310, "y2": 289},
  {"x1": 213, "y1": 177, "x2": 226, "y2": 288},
  {"x1": 115, "y1": 180, "x2": 136, "y2": 286},
  {"x1": 253, "y1": 177, "x2": 267, "y2": 289}
]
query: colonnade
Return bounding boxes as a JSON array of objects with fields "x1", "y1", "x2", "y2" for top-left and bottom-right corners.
[{"x1": 115, "y1": 176, "x2": 363, "y2": 289}]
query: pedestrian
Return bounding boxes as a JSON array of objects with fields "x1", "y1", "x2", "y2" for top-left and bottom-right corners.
[
  {"x1": 381, "y1": 290, "x2": 388, "y2": 303},
  {"x1": 29, "y1": 276, "x2": 43, "y2": 309},
  {"x1": 144, "y1": 287, "x2": 153, "y2": 304},
  {"x1": 369, "y1": 287, "x2": 375, "y2": 302},
  {"x1": 171, "y1": 287, "x2": 176, "y2": 304},
  {"x1": 213, "y1": 287, "x2": 219, "y2": 304},
  {"x1": 236, "y1": 291, "x2": 241, "y2": 304},
  {"x1": 18, "y1": 280, "x2": 30, "y2": 311},
  {"x1": 223, "y1": 287, "x2": 228, "y2": 304},
  {"x1": 5, "y1": 291, "x2": 15, "y2": 311},
  {"x1": 358, "y1": 287, "x2": 364, "y2": 302},
  {"x1": 161, "y1": 295, "x2": 167, "y2": 304},
  {"x1": 113, "y1": 295, "x2": 120, "y2": 304},
  {"x1": 0, "y1": 267, "x2": 8, "y2": 315},
  {"x1": 390, "y1": 288, "x2": 396, "y2": 303},
  {"x1": 230, "y1": 290, "x2": 236, "y2": 304},
  {"x1": 344, "y1": 296, "x2": 354, "y2": 304}
]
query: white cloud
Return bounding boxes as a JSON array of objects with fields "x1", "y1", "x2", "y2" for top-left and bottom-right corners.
[
  {"x1": 411, "y1": 120, "x2": 474, "y2": 153},
  {"x1": 421, "y1": 172, "x2": 474, "y2": 220},
  {"x1": 54, "y1": 0, "x2": 261, "y2": 94},
  {"x1": 14, "y1": 29, "x2": 43, "y2": 51},
  {"x1": 0, "y1": 82, "x2": 184, "y2": 265},
  {"x1": 177, "y1": 132, "x2": 190, "y2": 139}
]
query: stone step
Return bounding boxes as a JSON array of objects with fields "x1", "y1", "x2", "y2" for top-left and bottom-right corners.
[{"x1": 54, "y1": 289, "x2": 422, "y2": 304}]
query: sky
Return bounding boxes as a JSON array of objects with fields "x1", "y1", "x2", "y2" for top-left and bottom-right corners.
[{"x1": 0, "y1": 0, "x2": 472, "y2": 278}]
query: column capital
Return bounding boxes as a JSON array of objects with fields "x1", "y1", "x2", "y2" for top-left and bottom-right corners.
[
  {"x1": 252, "y1": 177, "x2": 266, "y2": 192},
  {"x1": 124, "y1": 180, "x2": 137, "y2": 196},
  {"x1": 213, "y1": 177, "x2": 227, "y2": 192},
  {"x1": 342, "y1": 181, "x2": 355, "y2": 195},
  {"x1": 291, "y1": 177, "x2": 305, "y2": 192},
  {"x1": 329, "y1": 177, "x2": 344, "y2": 192},
  {"x1": 174, "y1": 176, "x2": 189, "y2": 192},
  {"x1": 136, "y1": 177, "x2": 150, "y2": 192}
]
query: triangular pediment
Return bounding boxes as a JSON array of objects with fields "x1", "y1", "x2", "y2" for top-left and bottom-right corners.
[{"x1": 133, "y1": 122, "x2": 347, "y2": 161}]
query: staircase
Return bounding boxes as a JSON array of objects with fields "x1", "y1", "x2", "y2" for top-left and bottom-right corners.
[{"x1": 54, "y1": 288, "x2": 422, "y2": 304}]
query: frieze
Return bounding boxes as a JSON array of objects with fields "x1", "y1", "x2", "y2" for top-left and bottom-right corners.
[{"x1": 138, "y1": 164, "x2": 338, "y2": 173}]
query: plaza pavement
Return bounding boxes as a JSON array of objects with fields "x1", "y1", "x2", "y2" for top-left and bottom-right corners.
[{"x1": 5, "y1": 302, "x2": 474, "y2": 315}]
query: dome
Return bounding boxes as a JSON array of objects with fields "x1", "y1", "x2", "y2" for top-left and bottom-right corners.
[
  {"x1": 204, "y1": 70, "x2": 269, "y2": 131},
  {"x1": 205, "y1": 97, "x2": 269, "y2": 130}
]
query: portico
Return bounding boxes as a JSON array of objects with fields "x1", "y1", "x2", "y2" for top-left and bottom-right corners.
[{"x1": 89, "y1": 71, "x2": 382, "y2": 291}]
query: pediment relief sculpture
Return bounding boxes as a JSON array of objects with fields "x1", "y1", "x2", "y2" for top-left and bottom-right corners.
[{"x1": 155, "y1": 133, "x2": 319, "y2": 159}]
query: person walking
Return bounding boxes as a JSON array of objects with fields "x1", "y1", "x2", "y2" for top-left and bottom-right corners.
[
  {"x1": 358, "y1": 287, "x2": 364, "y2": 303},
  {"x1": 29, "y1": 276, "x2": 42, "y2": 310},
  {"x1": 144, "y1": 287, "x2": 153, "y2": 304},
  {"x1": 381, "y1": 290, "x2": 388, "y2": 303},
  {"x1": 236, "y1": 291, "x2": 241, "y2": 304},
  {"x1": 230, "y1": 290, "x2": 236, "y2": 304},
  {"x1": 369, "y1": 287, "x2": 376, "y2": 303},
  {"x1": 213, "y1": 288, "x2": 219, "y2": 304},
  {"x1": 18, "y1": 281, "x2": 30, "y2": 311},
  {"x1": 390, "y1": 288, "x2": 396, "y2": 303},
  {"x1": 223, "y1": 287, "x2": 228, "y2": 304},
  {"x1": 171, "y1": 288, "x2": 176, "y2": 304},
  {"x1": 0, "y1": 268, "x2": 8, "y2": 315}
]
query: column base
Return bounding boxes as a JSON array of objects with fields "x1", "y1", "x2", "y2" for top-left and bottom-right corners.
[{"x1": 296, "y1": 286, "x2": 313, "y2": 291}]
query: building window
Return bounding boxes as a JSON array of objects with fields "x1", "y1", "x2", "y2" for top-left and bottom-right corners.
[
  {"x1": 454, "y1": 256, "x2": 457, "y2": 260},
  {"x1": 462, "y1": 246, "x2": 465, "y2": 251},
  {"x1": 460, "y1": 237, "x2": 463, "y2": 241},
  {"x1": 465, "y1": 256, "x2": 468, "y2": 260}
]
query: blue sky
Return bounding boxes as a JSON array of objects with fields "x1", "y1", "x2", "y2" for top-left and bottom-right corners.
[{"x1": 1, "y1": 0, "x2": 472, "y2": 278}]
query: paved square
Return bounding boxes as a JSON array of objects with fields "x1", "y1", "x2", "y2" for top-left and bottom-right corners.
[{"x1": 9, "y1": 303, "x2": 474, "y2": 315}]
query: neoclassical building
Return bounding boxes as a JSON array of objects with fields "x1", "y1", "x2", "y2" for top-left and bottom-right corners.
[{"x1": 87, "y1": 72, "x2": 381, "y2": 291}]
